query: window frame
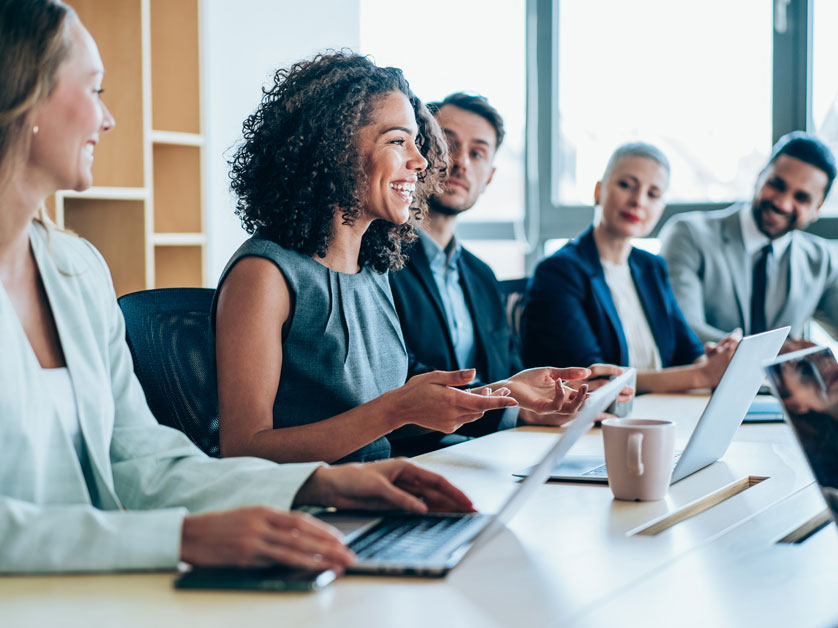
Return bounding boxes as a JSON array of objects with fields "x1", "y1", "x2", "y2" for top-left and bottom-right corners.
[{"x1": 456, "y1": 0, "x2": 836, "y2": 275}]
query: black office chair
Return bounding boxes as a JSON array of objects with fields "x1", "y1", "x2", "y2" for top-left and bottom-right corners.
[
  {"x1": 118, "y1": 288, "x2": 220, "y2": 457},
  {"x1": 498, "y1": 277, "x2": 529, "y2": 354}
]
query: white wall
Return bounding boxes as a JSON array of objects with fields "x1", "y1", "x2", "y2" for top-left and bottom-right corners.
[{"x1": 202, "y1": 0, "x2": 360, "y2": 284}]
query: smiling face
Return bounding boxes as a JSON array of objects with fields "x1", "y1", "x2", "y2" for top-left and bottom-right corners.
[
  {"x1": 27, "y1": 20, "x2": 114, "y2": 193},
  {"x1": 431, "y1": 104, "x2": 496, "y2": 215},
  {"x1": 595, "y1": 156, "x2": 668, "y2": 239},
  {"x1": 751, "y1": 154, "x2": 829, "y2": 239},
  {"x1": 357, "y1": 91, "x2": 428, "y2": 225}
]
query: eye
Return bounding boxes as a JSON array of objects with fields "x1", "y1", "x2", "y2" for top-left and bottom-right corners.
[
  {"x1": 470, "y1": 150, "x2": 485, "y2": 160},
  {"x1": 617, "y1": 180, "x2": 631, "y2": 189},
  {"x1": 388, "y1": 138, "x2": 405, "y2": 146}
]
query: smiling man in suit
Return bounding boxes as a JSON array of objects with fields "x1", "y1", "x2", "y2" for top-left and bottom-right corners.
[
  {"x1": 660, "y1": 132, "x2": 838, "y2": 352},
  {"x1": 388, "y1": 93, "x2": 620, "y2": 455}
]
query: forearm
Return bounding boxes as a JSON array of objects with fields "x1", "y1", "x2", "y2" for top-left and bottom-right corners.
[
  {"x1": 220, "y1": 397, "x2": 403, "y2": 464},
  {"x1": 0, "y1": 498, "x2": 185, "y2": 573},
  {"x1": 635, "y1": 364, "x2": 709, "y2": 393}
]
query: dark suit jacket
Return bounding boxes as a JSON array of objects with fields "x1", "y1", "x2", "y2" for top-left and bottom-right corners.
[
  {"x1": 388, "y1": 241, "x2": 523, "y2": 454},
  {"x1": 522, "y1": 226, "x2": 703, "y2": 369}
]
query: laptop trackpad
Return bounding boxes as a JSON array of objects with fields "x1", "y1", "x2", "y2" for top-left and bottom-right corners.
[{"x1": 551, "y1": 455, "x2": 605, "y2": 475}]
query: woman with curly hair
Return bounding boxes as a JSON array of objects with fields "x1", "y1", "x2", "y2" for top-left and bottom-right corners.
[
  {"x1": 1, "y1": 2, "x2": 478, "y2": 574},
  {"x1": 213, "y1": 52, "x2": 523, "y2": 464}
]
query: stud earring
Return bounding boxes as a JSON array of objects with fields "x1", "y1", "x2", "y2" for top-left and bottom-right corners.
[{"x1": 32, "y1": 125, "x2": 39, "y2": 135}]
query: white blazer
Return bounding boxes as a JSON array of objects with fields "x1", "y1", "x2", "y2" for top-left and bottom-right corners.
[{"x1": 0, "y1": 222, "x2": 320, "y2": 573}]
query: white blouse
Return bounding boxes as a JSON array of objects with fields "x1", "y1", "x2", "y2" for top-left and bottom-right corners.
[
  {"x1": 41, "y1": 367, "x2": 82, "y2": 459},
  {"x1": 600, "y1": 259, "x2": 662, "y2": 371}
]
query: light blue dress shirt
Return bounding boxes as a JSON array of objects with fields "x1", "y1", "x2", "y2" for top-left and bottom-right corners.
[{"x1": 419, "y1": 230, "x2": 477, "y2": 371}]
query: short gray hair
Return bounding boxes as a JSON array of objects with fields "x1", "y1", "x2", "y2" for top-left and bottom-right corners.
[{"x1": 602, "y1": 142, "x2": 670, "y2": 183}]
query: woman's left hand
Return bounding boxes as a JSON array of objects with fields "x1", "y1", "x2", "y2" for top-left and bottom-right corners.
[
  {"x1": 502, "y1": 367, "x2": 590, "y2": 425},
  {"x1": 293, "y1": 459, "x2": 476, "y2": 513}
]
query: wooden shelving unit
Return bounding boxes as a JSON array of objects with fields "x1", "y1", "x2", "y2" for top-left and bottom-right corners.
[{"x1": 56, "y1": 0, "x2": 205, "y2": 296}]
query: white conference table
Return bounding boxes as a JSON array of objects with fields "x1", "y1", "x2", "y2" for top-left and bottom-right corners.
[{"x1": 1, "y1": 394, "x2": 836, "y2": 628}]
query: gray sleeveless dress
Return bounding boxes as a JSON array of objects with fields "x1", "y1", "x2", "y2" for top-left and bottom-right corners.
[{"x1": 212, "y1": 237, "x2": 408, "y2": 462}]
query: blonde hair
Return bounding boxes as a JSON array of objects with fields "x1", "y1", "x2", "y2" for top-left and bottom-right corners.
[{"x1": 0, "y1": 0, "x2": 75, "y2": 201}]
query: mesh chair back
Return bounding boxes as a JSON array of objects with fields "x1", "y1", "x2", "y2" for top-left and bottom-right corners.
[
  {"x1": 118, "y1": 288, "x2": 220, "y2": 457},
  {"x1": 498, "y1": 277, "x2": 529, "y2": 355}
]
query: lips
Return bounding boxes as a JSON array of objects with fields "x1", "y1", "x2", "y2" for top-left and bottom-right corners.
[
  {"x1": 619, "y1": 211, "x2": 642, "y2": 224},
  {"x1": 445, "y1": 177, "x2": 469, "y2": 193}
]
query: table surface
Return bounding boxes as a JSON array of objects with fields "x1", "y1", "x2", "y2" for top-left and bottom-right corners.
[{"x1": 2, "y1": 394, "x2": 836, "y2": 628}]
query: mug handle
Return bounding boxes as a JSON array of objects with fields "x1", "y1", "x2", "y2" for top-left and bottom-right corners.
[{"x1": 627, "y1": 432, "x2": 644, "y2": 476}]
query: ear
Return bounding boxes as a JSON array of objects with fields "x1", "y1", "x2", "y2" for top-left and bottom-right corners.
[
  {"x1": 485, "y1": 166, "x2": 496, "y2": 187},
  {"x1": 594, "y1": 180, "x2": 602, "y2": 206}
]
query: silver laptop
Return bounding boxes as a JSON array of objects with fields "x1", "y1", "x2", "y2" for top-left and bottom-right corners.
[
  {"x1": 317, "y1": 369, "x2": 634, "y2": 577},
  {"x1": 764, "y1": 346, "x2": 838, "y2": 528},
  {"x1": 523, "y1": 327, "x2": 790, "y2": 484}
]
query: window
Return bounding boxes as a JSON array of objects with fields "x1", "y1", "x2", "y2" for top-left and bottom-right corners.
[
  {"x1": 812, "y1": 0, "x2": 838, "y2": 214},
  {"x1": 556, "y1": 0, "x2": 773, "y2": 206},
  {"x1": 359, "y1": 0, "x2": 526, "y2": 224}
]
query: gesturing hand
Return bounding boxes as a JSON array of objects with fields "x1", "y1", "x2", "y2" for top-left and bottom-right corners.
[
  {"x1": 294, "y1": 459, "x2": 476, "y2": 514},
  {"x1": 388, "y1": 369, "x2": 518, "y2": 434},
  {"x1": 180, "y1": 507, "x2": 354, "y2": 571},
  {"x1": 506, "y1": 367, "x2": 589, "y2": 412},
  {"x1": 569, "y1": 363, "x2": 635, "y2": 403}
]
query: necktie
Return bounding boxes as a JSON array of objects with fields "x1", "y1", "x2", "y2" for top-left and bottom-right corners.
[{"x1": 750, "y1": 243, "x2": 772, "y2": 334}]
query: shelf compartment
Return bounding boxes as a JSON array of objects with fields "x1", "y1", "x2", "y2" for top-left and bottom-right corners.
[
  {"x1": 70, "y1": 0, "x2": 144, "y2": 189},
  {"x1": 63, "y1": 198, "x2": 146, "y2": 297},
  {"x1": 150, "y1": 0, "x2": 200, "y2": 134},
  {"x1": 154, "y1": 245, "x2": 203, "y2": 289},
  {"x1": 153, "y1": 144, "x2": 202, "y2": 233}
]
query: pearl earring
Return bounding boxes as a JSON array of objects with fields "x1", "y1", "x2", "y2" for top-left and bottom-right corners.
[{"x1": 32, "y1": 125, "x2": 39, "y2": 135}]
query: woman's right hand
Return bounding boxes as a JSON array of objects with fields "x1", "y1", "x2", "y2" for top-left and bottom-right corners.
[
  {"x1": 180, "y1": 507, "x2": 355, "y2": 570},
  {"x1": 385, "y1": 369, "x2": 518, "y2": 433}
]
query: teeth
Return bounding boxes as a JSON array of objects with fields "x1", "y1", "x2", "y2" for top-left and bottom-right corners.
[
  {"x1": 389, "y1": 182, "x2": 415, "y2": 193},
  {"x1": 84, "y1": 144, "x2": 94, "y2": 156}
]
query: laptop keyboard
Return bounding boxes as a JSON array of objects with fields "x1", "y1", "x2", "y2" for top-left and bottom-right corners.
[
  {"x1": 349, "y1": 514, "x2": 481, "y2": 561},
  {"x1": 581, "y1": 451, "x2": 683, "y2": 478}
]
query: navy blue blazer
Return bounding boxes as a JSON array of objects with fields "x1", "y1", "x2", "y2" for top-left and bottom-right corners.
[
  {"x1": 522, "y1": 226, "x2": 703, "y2": 369},
  {"x1": 387, "y1": 240, "x2": 523, "y2": 453}
]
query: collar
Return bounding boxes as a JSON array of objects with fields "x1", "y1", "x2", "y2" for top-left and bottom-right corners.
[
  {"x1": 739, "y1": 204, "x2": 792, "y2": 258},
  {"x1": 419, "y1": 228, "x2": 461, "y2": 272}
]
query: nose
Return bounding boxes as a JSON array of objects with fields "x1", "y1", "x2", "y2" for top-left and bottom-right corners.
[
  {"x1": 101, "y1": 101, "x2": 116, "y2": 133},
  {"x1": 448, "y1": 144, "x2": 467, "y2": 174},
  {"x1": 408, "y1": 144, "x2": 428, "y2": 173},
  {"x1": 629, "y1": 187, "x2": 645, "y2": 207},
  {"x1": 773, "y1": 190, "x2": 794, "y2": 214}
]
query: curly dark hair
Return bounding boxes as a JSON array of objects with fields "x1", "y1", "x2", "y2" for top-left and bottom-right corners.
[{"x1": 229, "y1": 51, "x2": 448, "y2": 273}]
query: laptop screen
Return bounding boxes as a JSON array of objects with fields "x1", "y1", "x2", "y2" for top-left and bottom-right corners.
[{"x1": 765, "y1": 346, "x2": 838, "y2": 524}]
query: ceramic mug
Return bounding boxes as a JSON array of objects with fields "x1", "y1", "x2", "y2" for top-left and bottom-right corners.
[{"x1": 601, "y1": 418, "x2": 676, "y2": 501}]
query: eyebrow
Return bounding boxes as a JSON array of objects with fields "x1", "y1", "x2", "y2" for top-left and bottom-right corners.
[
  {"x1": 443, "y1": 128, "x2": 491, "y2": 148},
  {"x1": 380, "y1": 126, "x2": 414, "y2": 135}
]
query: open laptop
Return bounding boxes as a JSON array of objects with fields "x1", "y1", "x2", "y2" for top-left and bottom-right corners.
[
  {"x1": 764, "y1": 346, "x2": 838, "y2": 528},
  {"x1": 521, "y1": 327, "x2": 790, "y2": 484},
  {"x1": 317, "y1": 369, "x2": 634, "y2": 577}
]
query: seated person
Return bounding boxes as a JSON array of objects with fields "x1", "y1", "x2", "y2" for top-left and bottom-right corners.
[
  {"x1": 522, "y1": 143, "x2": 738, "y2": 393},
  {"x1": 659, "y1": 132, "x2": 838, "y2": 352},
  {"x1": 390, "y1": 93, "x2": 625, "y2": 455},
  {"x1": 0, "y1": 1, "x2": 473, "y2": 574},
  {"x1": 212, "y1": 54, "x2": 553, "y2": 465}
]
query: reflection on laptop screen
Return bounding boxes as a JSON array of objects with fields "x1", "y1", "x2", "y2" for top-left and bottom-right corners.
[{"x1": 765, "y1": 347, "x2": 838, "y2": 524}]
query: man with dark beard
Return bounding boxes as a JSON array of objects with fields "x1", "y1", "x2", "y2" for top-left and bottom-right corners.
[
  {"x1": 660, "y1": 132, "x2": 837, "y2": 351},
  {"x1": 388, "y1": 93, "x2": 622, "y2": 456}
]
